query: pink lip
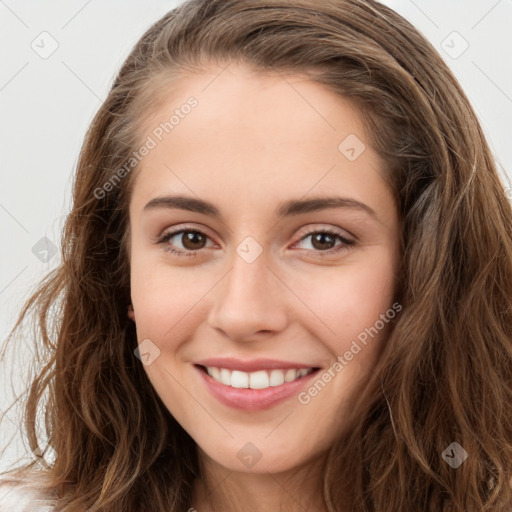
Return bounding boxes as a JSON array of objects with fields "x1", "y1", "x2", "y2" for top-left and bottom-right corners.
[
  {"x1": 194, "y1": 357, "x2": 318, "y2": 372},
  {"x1": 194, "y1": 364, "x2": 321, "y2": 411}
]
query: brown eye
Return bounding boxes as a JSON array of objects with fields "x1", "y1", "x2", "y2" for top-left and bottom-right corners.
[
  {"x1": 180, "y1": 231, "x2": 208, "y2": 250},
  {"x1": 310, "y1": 232, "x2": 337, "y2": 250},
  {"x1": 157, "y1": 228, "x2": 213, "y2": 257},
  {"x1": 294, "y1": 230, "x2": 355, "y2": 255}
]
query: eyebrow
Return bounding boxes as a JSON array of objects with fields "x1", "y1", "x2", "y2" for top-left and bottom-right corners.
[{"x1": 143, "y1": 194, "x2": 378, "y2": 221}]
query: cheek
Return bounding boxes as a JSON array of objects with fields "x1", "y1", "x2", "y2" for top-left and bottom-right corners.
[
  {"x1": 341, "y1": 261, "x2": 396, "y2": 338},
  {"x1": 292, "y1": 252, "x2": 397, "y2": 355},
  {"x1": 329, "y1": 254, "x2": 398, "y2": 393},
  {"x1": 295, "y1": 259, "x2": 398, "y2": 429},
  {"x1": 129, "y1": 254, "x2": 207, "y2": 347}
]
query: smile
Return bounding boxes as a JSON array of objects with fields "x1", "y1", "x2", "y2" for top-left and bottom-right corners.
[
  {"x1": 194, "y1": 359, "x2": 322, "y2": 410},
  {"x1": 200, "y1": 366, "x2": 315, "y2": 389}
]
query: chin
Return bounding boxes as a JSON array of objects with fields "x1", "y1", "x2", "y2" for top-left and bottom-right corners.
[{"x1": 197, "y1": 435, "x2": 325, "y2": 475}]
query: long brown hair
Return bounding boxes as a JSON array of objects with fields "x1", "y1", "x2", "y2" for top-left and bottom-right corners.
[{"x1": 1, "y1": 0, "x2": 512, "y2": 510}]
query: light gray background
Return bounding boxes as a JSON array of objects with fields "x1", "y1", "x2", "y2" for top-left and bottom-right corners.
[{"x1": 1, "y1": 0, "x2": 511, "y2": 473}]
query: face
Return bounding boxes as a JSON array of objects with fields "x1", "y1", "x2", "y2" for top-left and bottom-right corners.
[{"x1": 128, "y1": 62, "x2": 401, "y2": 475}]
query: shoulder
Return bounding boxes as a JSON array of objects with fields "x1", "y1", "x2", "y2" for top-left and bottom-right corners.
[{"x1": 0, "y1": 468, "x2": 57, "y2": 512}]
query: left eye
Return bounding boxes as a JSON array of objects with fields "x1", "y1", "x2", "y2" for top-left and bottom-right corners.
[
  {"x1": 157, "y1": 228, "x2": 354, "y2": 257},
  {"x1": 293, "y1": 230, "x2": 354, "y2": 253}
]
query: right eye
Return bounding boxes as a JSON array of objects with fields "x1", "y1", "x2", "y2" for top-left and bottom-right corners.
[{"x1": 157, "y1": 227, "x2": 214, "y2": 257}]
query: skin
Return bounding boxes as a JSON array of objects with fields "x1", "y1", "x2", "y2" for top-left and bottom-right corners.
[{"x1": 127, "y1": 62, "x2": 401, "y2": 511}]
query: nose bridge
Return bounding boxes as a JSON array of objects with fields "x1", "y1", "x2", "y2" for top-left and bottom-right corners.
[
  {"x1": 207, "y1": 235, "x2": 287, "y2": 340},
  {"x1": 228, "y1": 251, "x2": 268, "y2": 300},
  {"x1": 223, "y1": 230, "x2": 273, "y2": 299},
  {"x1": 224, "y1": 241, "x2": 276, "y2": 312}
]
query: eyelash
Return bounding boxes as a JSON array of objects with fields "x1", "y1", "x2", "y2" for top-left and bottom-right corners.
[{"x1": 156, "y1": 225, "x2": 355, "y2": 258}]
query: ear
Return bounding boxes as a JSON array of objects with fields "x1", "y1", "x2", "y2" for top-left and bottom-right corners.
[{"x1": 128, "y1": 304, "x2": 136, "y2": 322}]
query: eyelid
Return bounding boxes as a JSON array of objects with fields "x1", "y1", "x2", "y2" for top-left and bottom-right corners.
[
  {"x1": 154, "y1": 223, "x2": 215, "y2": 243},
  {"x1": 294, "y1": 223, "x2": 354, "y2": 241},
  {"x1": 156, "y1": 223, "x2": 354, "y2": 242}
]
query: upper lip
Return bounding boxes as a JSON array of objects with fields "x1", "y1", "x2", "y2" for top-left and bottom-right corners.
[{"x1": 195, "y1": 357, "x2": 320, "y2": 373}]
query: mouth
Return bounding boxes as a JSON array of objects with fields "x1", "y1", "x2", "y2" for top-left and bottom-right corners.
[
  {"x1": 193, "y1": 360, "x2": 322, "y2": 410},
  {"x1": 195, "y1": 364, "x2": 318, "y2": 389}
]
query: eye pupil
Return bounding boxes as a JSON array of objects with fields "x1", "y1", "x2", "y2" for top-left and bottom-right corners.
[
  {"x1": 311, "y1": 233, "x2": 335, "y2": 250},
  {"x1": 183, "y1": 231, "x2": 206, "y2": 250}
]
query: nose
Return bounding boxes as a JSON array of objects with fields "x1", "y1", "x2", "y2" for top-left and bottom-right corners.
[{"x1": 206, "y1": 246, "x2": 288, "y2": 343}]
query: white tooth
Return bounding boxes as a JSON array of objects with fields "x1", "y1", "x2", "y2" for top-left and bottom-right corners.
[
  {"x1": 231, "y1": 370, "x2": 249, "y2": 388},
  {"x1": 220, "y1": 368, "x2": 231, "y2": 386},
  {"x1": 209, "y1": 367, "x2": 308, "y2": 387},
  {"x1": 269, "y1": 369, "x2": 285, "y2": 386},
  {"x1": 284, "y1": 369, "x2": 298, "y2": 382},
  {"x1": 210, "y1": 367, "x2": 221, "y2": 381},
  {"x1": 249, "y1": 370, "x2": 270, "y2": 389}
]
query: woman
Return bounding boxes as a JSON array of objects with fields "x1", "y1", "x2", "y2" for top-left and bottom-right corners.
[{"x1": 1, "y1": 0, "x2": 511, "y2": 510}]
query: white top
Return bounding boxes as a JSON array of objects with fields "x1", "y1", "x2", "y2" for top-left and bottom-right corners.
[{"x1": 0, "y1": 470, "x2": 56, "y2": 512}]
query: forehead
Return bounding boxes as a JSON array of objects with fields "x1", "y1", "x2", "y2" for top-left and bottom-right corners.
[{"x1": 129, "y1": 63, "x2": 393, "y2": 223}]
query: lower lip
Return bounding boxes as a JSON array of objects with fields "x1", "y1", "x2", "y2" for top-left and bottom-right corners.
[{"x1": 195, "y1": 365, "x2": 320, "y2": 411}]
